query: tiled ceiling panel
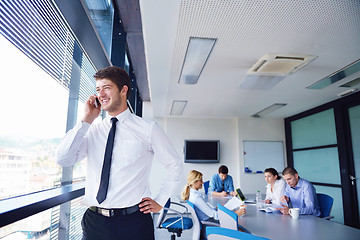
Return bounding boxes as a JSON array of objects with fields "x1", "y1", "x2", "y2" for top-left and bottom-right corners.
[{"x1": 140, "y1": 0, "x2": 360, "y2": 118}]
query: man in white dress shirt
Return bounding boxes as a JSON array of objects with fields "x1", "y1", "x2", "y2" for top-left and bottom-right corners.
[{"x1": 56, "y1": 66, "x2": 183, "y2": 240}]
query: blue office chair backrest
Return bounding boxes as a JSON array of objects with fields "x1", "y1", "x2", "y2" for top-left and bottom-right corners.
[
  {"x1": 186, "y1": 200, "x2": 201, "y2": 240},
  {"x1": 317, "y1": 193, "x2": 334, "y2": 218},
  {"x1": 217, "y1": 204, "x2": 250, "y2": 233},
  {"x1": 204, "y1": 180, "x2": 210, "y2": 195},
  {"x1": 217, "y1": 204, "x2": 238, "y2": 230},
  {"x1": 206, "y1": 227, "x2": 270, "y2": 240},
  {"x1": 156, "y1": 199, "x2": 171, "y2": 228}
]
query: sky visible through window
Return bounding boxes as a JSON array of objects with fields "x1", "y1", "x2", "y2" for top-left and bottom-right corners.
[{"x1": 0, "y1": 35, "x2": 68, "y2": 139}]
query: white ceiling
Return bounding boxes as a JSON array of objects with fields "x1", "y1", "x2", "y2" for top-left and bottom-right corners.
[{"x1": 139, "y1": 0, "x2": 360, "y2": 119}]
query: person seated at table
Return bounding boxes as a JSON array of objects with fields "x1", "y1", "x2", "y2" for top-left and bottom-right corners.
[
  {"x1": 278, "y1": 167, "x2": 321, "y2": 216},
  {"x1": 181, "y1": 170, "x2": 246, "y2": 240},
  {"x1": 209, "y1": 165, "x2": 237, "y2": 197},
  {"x1": 264, "y1": 168, "x2": 285, "y2": 205}
]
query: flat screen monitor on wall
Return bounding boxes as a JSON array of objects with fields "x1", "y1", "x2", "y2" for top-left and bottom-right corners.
[{"x1": 184, "y1": 140, "x2": 220, "y2": 163}]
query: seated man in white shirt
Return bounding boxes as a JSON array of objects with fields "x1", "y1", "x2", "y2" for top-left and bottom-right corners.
[{"x1": 56, "y1": 66, "x2": 183, "y2": 240}]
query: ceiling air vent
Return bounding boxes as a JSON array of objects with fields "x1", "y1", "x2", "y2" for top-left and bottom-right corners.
[{"x1": 247, "y1": 54, "x2": 317, "y2": 76}]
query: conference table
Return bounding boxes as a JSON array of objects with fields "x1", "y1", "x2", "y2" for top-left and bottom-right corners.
[{"x1": 206, "y1": 195, "x2": 360, "y2": 240}]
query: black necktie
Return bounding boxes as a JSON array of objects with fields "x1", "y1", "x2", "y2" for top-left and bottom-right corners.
[{"x1": 96, "y1": 117, "x2": 118, "y2": 204}]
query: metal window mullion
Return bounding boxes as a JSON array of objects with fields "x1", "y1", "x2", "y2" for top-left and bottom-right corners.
[{"x1": 58, "y1": 42, "x2": 83, "y2": 240}]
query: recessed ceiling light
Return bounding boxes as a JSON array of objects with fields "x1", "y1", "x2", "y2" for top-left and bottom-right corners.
[
  {"x1": 251, "y1": 103, "x2": 287, "y2": 118},
  {"x1": 240, "y1": 75, "x2": 285, "y2": 90},
  {"x1": 307, "y1": 59, "x2": 360, "y2": 89},
  {"x1": 337, "y1": 88, "x2": 358, "y2": 98},
  {"x1": 170, "y1": 100, "x2": 187, "y2": 115},
  {"x1": 339, "y1": 77, "x2": 360, "y2": 88},
  {"x1": 178, "y1": 37, "x2": 216, "y2": 84}
]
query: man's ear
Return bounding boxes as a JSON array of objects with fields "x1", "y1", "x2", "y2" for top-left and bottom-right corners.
[
  {"x1": 295, "y1": 173, "x2": 299, "y2": 179},
  {"x1": 121, "y1": 85, "x2": 128, "y2": 96}
]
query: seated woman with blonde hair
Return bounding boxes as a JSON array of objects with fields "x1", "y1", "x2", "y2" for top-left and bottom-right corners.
[{"x1": 181, "y1": 170, "x2": 246, "y2": 240}]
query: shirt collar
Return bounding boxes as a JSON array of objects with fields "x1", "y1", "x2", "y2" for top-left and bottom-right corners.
[
  {"x1": 292, "y1": 177, "x2": 303, "y2": 189},
  {"x1": 190, "y1": 187, "x2": 201, "y2": 196},
  {"x1": 107, "y1": 108, "x2": 131, "y2": 123}
]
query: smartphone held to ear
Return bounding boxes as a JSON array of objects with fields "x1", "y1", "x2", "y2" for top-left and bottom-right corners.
[{"x1": 94, "y1": 97, "x2": 101, "y2": 108}]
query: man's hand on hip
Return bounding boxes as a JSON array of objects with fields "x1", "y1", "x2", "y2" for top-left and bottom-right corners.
[{"x1": 139, "y1": 197, "x2": 162, "y2": 214}]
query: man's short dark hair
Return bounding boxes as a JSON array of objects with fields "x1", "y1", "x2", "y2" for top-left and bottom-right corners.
[
  {"x1": 218, "y1": 165, "x2": 229, "y2": 174},
  {"x1": 94, "y1": 66, "x2": 131, "y2": 99},
  {"x1": 282, "y1": 167, "x2": 298, "y2": 176}
]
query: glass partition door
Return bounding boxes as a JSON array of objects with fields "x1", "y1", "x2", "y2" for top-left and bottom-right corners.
[
  {"x1": 290, "y1": 108, "x2": 344, "y2": 223},
  {"x1": 285, "y1": 94, "x2": 360, "y2": 228},
  {"x1": 348, "y1": 105, "x2": 360, "y2": 221}
]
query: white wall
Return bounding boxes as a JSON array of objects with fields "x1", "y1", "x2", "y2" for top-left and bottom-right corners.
[
  {"x1": 165, "y1": 117, "x2": 240, "y2": 197},
  {"x1": 142, "y1": 102, "x2": 286, "y2": 201}
]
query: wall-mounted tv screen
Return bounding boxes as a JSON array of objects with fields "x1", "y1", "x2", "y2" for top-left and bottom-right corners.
[{"x1": 184, "y1": 140, "x2": 220, "y2": 163}]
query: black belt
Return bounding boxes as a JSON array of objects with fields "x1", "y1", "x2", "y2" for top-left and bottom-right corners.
[{"x1": 89, "y1": 204, "x2": 140, "y2": 217}]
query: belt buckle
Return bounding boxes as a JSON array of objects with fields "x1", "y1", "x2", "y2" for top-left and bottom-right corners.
[{"x1": 99, "y1": 208, "x2": 111, "y2": 217}]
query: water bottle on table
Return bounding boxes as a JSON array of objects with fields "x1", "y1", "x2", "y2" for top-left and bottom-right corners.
[{"x1": 256, "y1": 190, "x2": 262, "y2": 209}]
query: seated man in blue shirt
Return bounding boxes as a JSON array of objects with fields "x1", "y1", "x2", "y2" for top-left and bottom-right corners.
[
  {"x1": 209, "y1": 165, "x2": 237, "y2": 197},
  {"x1": 279, "y1": 167, "x2": 321, "y2": 216}
]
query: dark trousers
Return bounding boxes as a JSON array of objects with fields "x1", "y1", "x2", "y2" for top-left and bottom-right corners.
[{"x1": 81, "y1": 208, "x2": 155, "y2": 240}]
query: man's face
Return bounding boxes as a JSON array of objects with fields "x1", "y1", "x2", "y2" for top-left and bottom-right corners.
[
  {"x1": 283, "y1": 173, "x2": 299, "y2": 188},
  {"x1": 96, "y1": 79, "x2": 126, "y2": 115},
  {"x1": 219, "y1": 173, "x2": 228, "y2": 181}
]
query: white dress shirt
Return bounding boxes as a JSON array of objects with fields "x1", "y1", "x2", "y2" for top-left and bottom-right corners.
[
  {"x1": 188, "y1": 187, "x2": 218, "y2": 221},
  {"x1": 265, "y1": 179, "x2": 286, "y2": 205},
  {"x1": 56, "y1": 109, "x2": 183, "y2": 208}
]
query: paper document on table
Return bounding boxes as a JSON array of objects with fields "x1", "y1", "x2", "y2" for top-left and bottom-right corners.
[
  {"x1": 258, "y1": 204, "x2": 282, "y2": 213},
  {"x1": 224, "y1": 197, "x2": 244, "y2": 210}
]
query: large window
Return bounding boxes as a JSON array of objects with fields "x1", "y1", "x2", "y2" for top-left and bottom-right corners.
[
  {"x1": 0, "y1": 0, "x2": 100, "y2": 237},
  {"x1": 0, "y1": 196, "x2": 86, "y2": 239},
  {"x1": 0, "y1": 34, "x2": 67, "y2": 199},
  {"x1": 0, "y1": 0, "x2": 145, "y2": 237}
]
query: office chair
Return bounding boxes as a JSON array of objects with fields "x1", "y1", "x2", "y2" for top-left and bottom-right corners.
[
  {"x1": 186, "y1": 200, "x2": 220, "y2": 240},
  {"x1": 156, "y1": 199, "x2": 193, "y2": 240},
  {"x1": 217, "y1": 204, "x2": 250, "y2": 233},
  {"x1": 203, "y1": 180, "x2": 210, "y2": 195},
  {"x1": 317, "y1": 193, "x2": 334, "y2": 220},
  {"x1": 206, "y1": 227, "x2": 270, "y2": 240}
]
